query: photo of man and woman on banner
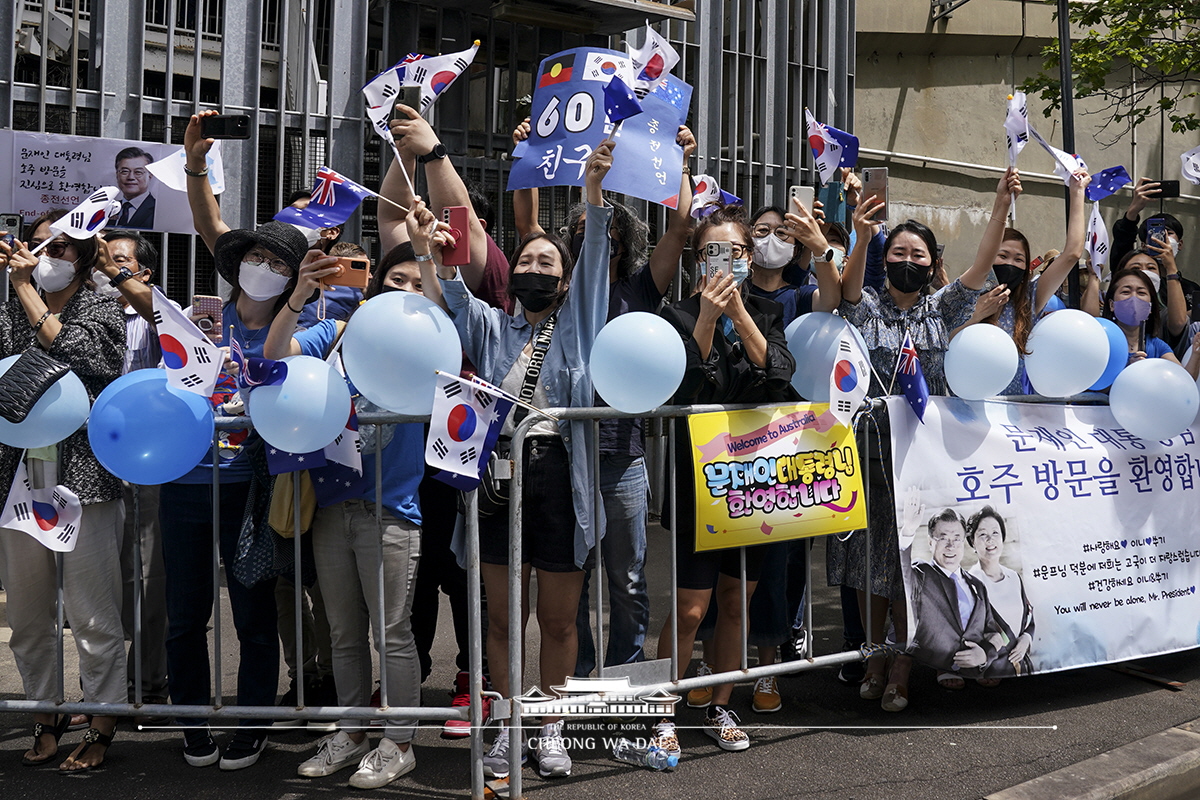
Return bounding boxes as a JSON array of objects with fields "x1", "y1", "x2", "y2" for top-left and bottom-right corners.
[
  {"x1": 890, "y1": 396, "x2": 1200, "y2": 677},
  {"x1": 0, "y1": 129, "x2": 222, "y2": 236}
]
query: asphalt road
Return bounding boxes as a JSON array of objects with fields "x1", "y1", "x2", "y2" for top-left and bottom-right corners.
[{"x1": 3, "y1": 530, "x2": 1200, "y2": 800}]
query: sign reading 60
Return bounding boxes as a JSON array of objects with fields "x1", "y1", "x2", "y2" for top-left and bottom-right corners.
[{"x1": 536, "y1": 91, "x2": 596, "y2": 138}]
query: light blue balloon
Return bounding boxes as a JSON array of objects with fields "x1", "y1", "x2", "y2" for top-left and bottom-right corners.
[
  {"x1": 590, "y1": 312, "x2": 686, "y2": 413},
  {"x1": 0, "y1": 354, "x2": 90, "y2": 448},
  {"x1": 785, "y1": 312, "x2": 858, "y2": 402},
  {"x1": 1041, "y1": 294, "x2": 1066, "y2": 317},
  {"x1": 1109, "y1": 358, "x2": 1200, "y2": 442},
  {"x1": 1024, "y1": 309, "x2": 1108, "y2": 397},
  {"x1": 1088, "y1": 318, "x2": 1128, "y2": 391},
  {"x1": 945, "y1": 324, "x2": 1018, "y2": 400},
  {"x1": 341, "y1": 291, "x2": 462, "y2": 415},
  {"x1": 247, "y1": 355, "x2": 351, "y2": 453},
  {"x1": 88, "y1": 369, "x2": 214, "y2": 484}
]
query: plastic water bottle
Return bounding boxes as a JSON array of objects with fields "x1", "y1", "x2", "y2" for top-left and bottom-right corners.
[{"x1": 611, "y1": 738, "x2": 679, "y2": 771}]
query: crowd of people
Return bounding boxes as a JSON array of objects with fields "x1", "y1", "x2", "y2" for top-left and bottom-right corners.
[{"x1": 0, "y1": 98, "x2": 1194, "y2": 788}]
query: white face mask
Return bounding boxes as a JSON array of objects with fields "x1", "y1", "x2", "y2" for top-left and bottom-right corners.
[
  {"x1": 1168, "y1": 235, "x2": 1181, "y2": 257},
  {"x1": 753, "y1": 234, "x2": 794, "y2": 270},
  {"x1": 92, "y1": 270, "x2": 123, "y2": 299},
  {"x1": 1142, "y1": 268, "x2": 1162, "y2": 293},
  {"x1": 238, "y1": 260, "x2": 291, "y2": 301},
  {"x1": 291, "y1": 224, "x2": 322, "y2": 248},
  {"x1": 34, "y1": 255, "x2": 78, "y2": 293}
]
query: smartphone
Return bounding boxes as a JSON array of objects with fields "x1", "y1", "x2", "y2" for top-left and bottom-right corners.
[
  {"x1": 1156, "y1": 180, "x2": 1181, "y2": 199},
  {"x1": 1191, "y1": 290, "x2": 1200, "y2": 324},
  {"x1": 324, "y1": 257, "x2": 371, "y2": 290},
  {"x1": 936, "y1": 243, "x2": 945, "y2": 262},
  {"x1": 0, "y1": 213, "x2": 21, "y2": 246},
  {"x1": 440, "y1": 205, "x2": 471, "y2": 268},
  {"x1": 788, "y1": 185, "x2": 815, "y2": 213},
  {"x1": 705, "y1": 241, "x2": 732, "y2": 280},
  {"x1": 192, "y1": 294, "x2": 223, "y2": 334},
  {"x1": 200, "y1": 114, "x2": 251, "y2": 140},
  {"x1": 1146, "y1": 217, "x2": 1170, "y2": 246},
  {"x1": 861, "y1": 168, "x2": 888, "y2": 222},
  {"x1": 392, "y1": 85, "x2": 423, "y2": 121}
]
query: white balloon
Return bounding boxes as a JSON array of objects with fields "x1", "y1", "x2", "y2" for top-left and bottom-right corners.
[
  {"x1": 1024, "y1": 309, "x2": 1109, "y2": 397},
  {"x1": 248, "y1": 355, "x2": 352, "y2": 453},
  {"x1": 1109, "y1": 358, "x2": 1200, "y2": 442},
  {"x1": 590, "y1": 312, "x2": 685, "y2": 414},
  {"x1": 945, "y1": 324, "x2": 1019, "y2": 400},
  {"x1": 341, "y1": 292, "x2": 463, "y2": 415},
  {"x1": 0, "y1": 355, "x2": 90, "y2": 448}
]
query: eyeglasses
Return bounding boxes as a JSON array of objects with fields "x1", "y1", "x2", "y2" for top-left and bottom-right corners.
[
  {"x1": 39, "y1": 240, "x2": 71, "y2": 258},
  {"x1": 244, "y1": 251, "x2": 292, "y2": 276},
  {"x1": 117, "y1": 168, "x2": 148, "y2": 179},
  {"x1": 752, "y1": 224, "x2": 794, "y2": 242},
  {"x1": 728, "y1": 243, "x2": 753, "y2": 259}
]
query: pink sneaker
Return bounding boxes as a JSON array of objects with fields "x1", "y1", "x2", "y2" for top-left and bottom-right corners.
[{"x1": 441, "y1": 671, "x2": 490, "y2": 739}]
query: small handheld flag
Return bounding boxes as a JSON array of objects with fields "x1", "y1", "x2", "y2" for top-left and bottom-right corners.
[
  {"x1": 1028, "y1": 126, "x2": 1087, "y2": 186},
  {"x1": 895, "y1": 332, "x2": 929, "y2": 423},
  {"x1": 32, "y1": 188, "x2": 122, "y2": 253},
  {"x1": 426, "y1": 372, "x2": 515, "y2": 489},
  {"x1": 690, "y1": 174, "x2": 742, "y2": 219},
  {"x1": 153, "y1": 286, "x2": 223, "y2": 397},
  {"x1": 0, "y1": 460, "x2": 82, "y2": 552},
  {"x1": 1085, "y1": 165, "x2": 1131, "y2": 202},
  {"x1": 1004, "y1": 92, "x2": 1029, "y2": 167},
  {"x1": 1181, "y1": 144, "x2": 1200, "y2": 186},
  {"x1": 273, "y1": 167, "x2": 375, "y2": 229},
  {"x1": 1085, "y1": 202, "x2": 1110, "y2": 279},
  {"x1": 628, "y1": 24, "x2": 680, "y2": 95},
  {"x1": 830, "y1": 327, "x2": 871, "y2": 426},
  {"x1": 804, "y1": 108, "x2": 859, "y2": 186},
  {"x1": 401, "y1": 41, "x2": 480, "y2": 115},
  {"x1": 603, "y1": 75, "x2": 643, "y2": 127}
]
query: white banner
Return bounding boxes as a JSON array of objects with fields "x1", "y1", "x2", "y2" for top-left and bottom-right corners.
[
  {"x1": 890, "y1": 397, "x2": 1200, "y2": 677},
  {"x1": 1, "y1": 130, "x2": 204, "y2": 235}
]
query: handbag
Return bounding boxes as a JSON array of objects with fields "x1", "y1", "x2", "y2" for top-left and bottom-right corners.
[
  {"x1": 475, "y1": 313, "x2": 556, "y2": 518},
  {"x1": 0, "y1": 347, "x2": 70, "y2": 424},
  {"x1": 269, "y1": 469, "x2": 318, "y2": 538}
]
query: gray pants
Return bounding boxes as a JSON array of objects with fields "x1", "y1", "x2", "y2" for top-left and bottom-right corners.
[
  {"x1": 120, "y1": 483, "x2": 169, "y2": 698},
  {"x1": 312, "y1": 500, "x2": 421, "y2": 743},
  {"x1": 0, "y1": 499, "x2": 127, "y2": 704}
]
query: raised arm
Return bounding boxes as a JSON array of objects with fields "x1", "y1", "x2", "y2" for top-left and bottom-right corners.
[
  {"x1": 264, "y1": 249, "x2": 340, "y2": 359},
  {"x1": 960, "y1": 168, "x2": 1022, "y2": 290},
  {"x1": 841, "y1": 195, "x2": 885, "y2": 305},
  {"x1": 646, "y1": 126, "x2": 698, "y2": 295},
  {"x1": 406, "y1": 196, "x2": 452, "y2": 314},
  {"x1": 183, "y1": 111, "x2": 231, "y2": 253},
  {"x1": 392, "y1": 104, "x2": 487, "y2": 292},
  {"x1": 511, "y1": 118, "x2": 545, "y2": 239},
  {"x1": 378, "y1": 108, "x2": 417, "y2": 252},
  {"x1": 1147, "y1": 235, "x2": 1189, "y2": 338},
  {"x1": 784, "y1": 194, "x2": 840, "y2": 312},
  {"x1": 1035, "y1": 171, "x2": 1088, "y2": 315},
  {"x1": 95, "y1": 236, "x2": 155, "y2": 323}
]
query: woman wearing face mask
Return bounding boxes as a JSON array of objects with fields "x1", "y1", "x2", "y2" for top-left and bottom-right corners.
[
  {"x1": 1101, "y1": 269, "x2": 1195, "y2": 373},
  {"x1": 651, "y1": 204, "x2": 796, "y2": 755},
  {"x1": 747, "y1": 200, "x2": 842, "y2": 325},
  {"x1": 954, "y1": 171, "x2": 1089, "y2": 395},
  {"x1": 0, "y1": 213, "x2": 125, "y2": 771},
  {"x1": 1112, "y1": 242, "x2": 1190, "y2": 351},
  {"x1": 829, "y1": 168, "x2": 1019, "y2": 712},
  {"x1": 159, "y1": 110, "x2": 311, "y2": 771},
  {"x1": 411, "y1": 144, "x2": 614, "y2": 781}
]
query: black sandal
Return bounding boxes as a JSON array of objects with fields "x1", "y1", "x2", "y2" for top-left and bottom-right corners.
[
  {"x1": 22, "y1": 714, "x2": 70, "y2": 767},
  {"x1": 59, "y1": 727, "x2": 115, "y2": 774}
]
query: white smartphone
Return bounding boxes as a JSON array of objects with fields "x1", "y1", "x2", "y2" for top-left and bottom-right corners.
[
  {"x1": 705, "y1": 241, "x2": 732, "y2": 280},
  {"x1": 789, "y1": 185, "x2": 815, "y2": 212}
]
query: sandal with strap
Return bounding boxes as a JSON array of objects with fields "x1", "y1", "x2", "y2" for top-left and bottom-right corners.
[
  {"x1": 23, "y1": 714, "x2": 71, "y2": 767},
  {"x1": 59, "y1": 727, "x2": 115, "y2": 774}
]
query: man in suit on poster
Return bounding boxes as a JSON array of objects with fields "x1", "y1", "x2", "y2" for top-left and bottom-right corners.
[{"x1": 113, "y1": 147, "x2": 157, "y2": 229}]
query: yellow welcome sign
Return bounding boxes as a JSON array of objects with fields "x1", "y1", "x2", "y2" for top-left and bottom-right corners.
[{"x1": 687, "y1": 403, "x2": 866, "y2": 552}]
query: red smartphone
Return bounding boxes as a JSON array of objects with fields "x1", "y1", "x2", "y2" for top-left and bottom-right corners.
[{"x1": 440, "y1": 205, "x2": 471, "y2": 267}]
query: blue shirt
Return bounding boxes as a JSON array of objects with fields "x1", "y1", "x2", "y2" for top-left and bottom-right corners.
[
  {"x1": 440, "y1": 201, "x2": 613, "y2": 568},
  {"x1": 749, "y1": 282, "x2": 816, "y2": 327},
  {"x1": 294, "y1": 319, "x2": 423, "y2": 526}
]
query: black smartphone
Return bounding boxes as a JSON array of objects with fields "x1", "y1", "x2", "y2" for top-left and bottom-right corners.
[
  {"x1": 201, "y1": 114, "x2": 251, "y2": 140},
  {"x1": 1156, "y1": 180, "x2": 1180, "y2": 199},
  {"x1": 1191, "y1": 290, "x2": 1200, "y2": 324},
  {"x1": 393, "y1": 86, "x2": 423, "y2": 122}
]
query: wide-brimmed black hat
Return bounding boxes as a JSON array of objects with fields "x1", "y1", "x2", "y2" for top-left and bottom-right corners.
[{"x1": 213, "y1": 221, "x2": 308, "y2": 288}]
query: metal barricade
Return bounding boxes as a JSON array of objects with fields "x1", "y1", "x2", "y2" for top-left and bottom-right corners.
[{"x1": 0, "y1": 411, "x2": 489, "y2": 800}]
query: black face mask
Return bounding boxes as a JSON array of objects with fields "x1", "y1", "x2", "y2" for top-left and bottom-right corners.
[
  {"x1": 992, "y1": 263, "x2": 1027, "y2": 293},
  {"x1": 511, "y1": 272, "x2": 561, "y2": 312},
  {"x1": 886, "y1": 260, "x2": 931, "y2": 294},
  {"x1": 570, "y1": 231, "x2": 585, "y2": 260}
]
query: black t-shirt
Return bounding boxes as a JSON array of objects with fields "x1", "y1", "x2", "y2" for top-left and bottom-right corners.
[{"x1": 599, "y1": 263, "x2": 666, "y2": 458}]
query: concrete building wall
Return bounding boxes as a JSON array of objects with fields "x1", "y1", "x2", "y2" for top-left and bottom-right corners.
[{"x1": 856, "y1": 0, "x2": 1200, "y2": 281}]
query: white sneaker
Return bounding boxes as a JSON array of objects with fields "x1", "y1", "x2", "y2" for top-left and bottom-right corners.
[
  {"x1": 482, "y1": 725, "x2": 529, "y2": 779},
  {"x1": 349, "y1": 738, "x2": 416, "y2": 789},
  {"x1": 533, "y1": 721, "x2": 571, "y2": 778},
  {"x1": 297, "y1": 731, "x2": 371, "y2": 778}
]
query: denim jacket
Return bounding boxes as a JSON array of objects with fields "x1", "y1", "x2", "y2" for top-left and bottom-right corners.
[{"x1": 441, "y1": 201, "x2": 612, "y2": 568}]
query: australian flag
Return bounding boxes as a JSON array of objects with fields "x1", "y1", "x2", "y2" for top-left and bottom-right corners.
[
  {"x1": 229, "y1": 332, "x2": 288, "y2": 391},
  {"x1": 896, "y1": 332, "x2": 929, "y2": 423},
  {"x1": 273, "y1": 167, "x2": 374, "y2": 229},
  {"x1": 1085, "y1": 165, "x2": 1132, "y2": 202},
  {"x1": 603, "y1": 75, "x2": 643, "y2": 126}
]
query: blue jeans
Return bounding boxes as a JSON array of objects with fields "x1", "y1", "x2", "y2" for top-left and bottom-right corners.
[
  {"x1": 160, "y1": 481, "x2": 279, "y2": 730},
  {"x1": 574, "y1": 455, "x2": 650, "y2": 676}
]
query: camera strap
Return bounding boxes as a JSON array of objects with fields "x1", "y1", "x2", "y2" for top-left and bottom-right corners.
[{"x1": 512, "y1": 312, "x2": 556, "y2": 425}]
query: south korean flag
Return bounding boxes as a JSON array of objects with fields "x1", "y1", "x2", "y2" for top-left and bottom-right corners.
[
  {"x1": 33, "y1": 187, "x2": 122, "y2": 253},
  {"x1": 426, "y1": 372, "x2": 515, "y2": 489},
  {"x1": 153, "y1": 286, "x2": 222, "y2": 397},
  {"x1": 0, "y1": 460, "x2": 83, "y2": 552}
]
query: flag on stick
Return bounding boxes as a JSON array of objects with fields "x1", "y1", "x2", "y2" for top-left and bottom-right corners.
[
  {"x1": 32, "y1": 188, "x2": 122, "y2": 253},
  {"x1": 1086, "y1": 165, "x2": 1131, "y2": 202},
  {"x1": 153, "y1": 287, "x2": 222, "y2": 396},
  {"x1": 690, "y1": 174, "x2": 742, "y2": 219},
  {"x1": 829, "y1": 327, "x2": 871, "y2": 426},
  {"x1": 1004, "y1": 92, "x2": 1029, "y2": 167},
  {"x1": 1086, "y1": 202, "x2": 1110, "y2": 279},
  {"x1": 0, "y1": 460, "x2": 82, "y2": 552},
  {"x1": 273, "y1": 167, "x2": 374, "y2": 229},
  {"x1": 426, "y1": 372, "x2": 515, "y2": 490},
  {"x1": 1181, "y1": 144, "x2": 1200, "y2": 186},
  {"x1": 804, "y1": 108, "x2": 859, "y2": 185},
  {"x1": 628, "y1": 24, "x2": 680, "y2": 95},
  {"x1": 895, "y1": 332, "x2": 929, "y2": 423}
]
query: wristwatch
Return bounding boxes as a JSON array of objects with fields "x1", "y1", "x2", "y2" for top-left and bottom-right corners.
[
  {"x1": 1165, "y1": 273, "x2": 1182, "y2": 282},
  {"x1": 815, "y1": 247, "x2": 836, "y2": 263},
  {"x1": 110, "y1": 267, "x2": 135, "y2": 286},
  {"x1": 417, "y1": 143, "x2": 448, "y2": 163}
]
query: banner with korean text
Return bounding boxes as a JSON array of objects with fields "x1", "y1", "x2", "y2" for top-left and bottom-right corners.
[
  {"x1": 688, "y1": 403, "x2": 866, "y2": 552},
  {"x1": 889, "y1": 397, "x2": 1200, "y2": 678},
  {"x1": 507, "y1": 47, "x2": 691, "y2": 208}
]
